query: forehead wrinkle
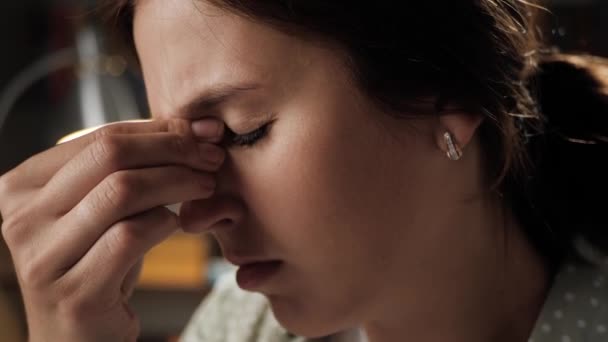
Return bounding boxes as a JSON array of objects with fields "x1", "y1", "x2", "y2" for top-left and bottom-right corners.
[
  {"x1": 135, "y1": 0, "x2": 186, "y2": 115},
  {"x1": 136, "y1": 0, "x2": 319, "y2": 117},
  {"x1": 136, "y1": 0, "x2": 221, "y2": 116},
  {"x1": 166, "y1": 2, "x2": 245, "y2": 113},
  {"x1": 164, "y1": 1, "x2": 221, "y2": 114},
  {"x1": 190, "y1": 1, "x2": 304, "y2": 81}
]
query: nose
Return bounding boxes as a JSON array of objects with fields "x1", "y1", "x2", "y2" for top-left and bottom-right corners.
[
  {"x1": 179, "y1": 195, "x2": 245, "y2": 233},
  {"x1": 179, "y1": 156, "x2": 246, "y2": 233}
]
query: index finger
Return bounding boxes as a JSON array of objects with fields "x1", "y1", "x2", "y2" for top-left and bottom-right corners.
[{"x1": 9, "y1": 118, "x2": 194, "y2": 189}]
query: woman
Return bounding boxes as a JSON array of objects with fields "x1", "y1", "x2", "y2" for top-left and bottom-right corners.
[{"x1": 1, "y1": 0, "x2": 607, "y2": 341}]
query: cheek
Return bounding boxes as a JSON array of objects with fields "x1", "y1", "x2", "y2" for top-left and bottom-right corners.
[
  {"x1": 246, "y1": 104, "x2": 425, "y2": 267},
  {"x1": 245, "y1": 107, "x2": 436, "y2": 336},
  {"x1": 229, "y1": 95, "x2": 443, "y2": 336}
]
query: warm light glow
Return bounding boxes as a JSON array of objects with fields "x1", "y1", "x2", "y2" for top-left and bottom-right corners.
[{"x1": 56, "y1": 119, "x2": 151, "y2": 145}]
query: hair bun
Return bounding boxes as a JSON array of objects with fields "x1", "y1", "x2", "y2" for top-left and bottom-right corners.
[
  {"x1": 521, "y1": 53, "x2": 608, "y2": 264},
  {"x1": 531, "y1": 54, "x2": 608, "y2": 143}
]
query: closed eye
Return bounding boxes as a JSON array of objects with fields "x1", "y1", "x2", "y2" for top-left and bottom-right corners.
[{"x1": 225, "y1": 121, "x2": 273, "y2": 148}]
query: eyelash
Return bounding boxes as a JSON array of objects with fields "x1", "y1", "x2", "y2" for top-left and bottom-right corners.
[{"x1": 228, "y1": 121, "x2": 272, "y2": 148}]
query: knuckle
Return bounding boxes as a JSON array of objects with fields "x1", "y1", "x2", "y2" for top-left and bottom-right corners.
[
  {"x1": 0, "y1": 217, "x2": 14, "y2": 244},
  {"x1": 94, "y1": 122, "x2": 125, "y2": 137},
  {"x1": 106, "y1": 221, "x2": 142, "y2": 256},
  {"x1": 0, "y1": 169, "x2": 18, "y2": 198},
  {"x1": 102, "y1": 172, "x2": 136, "y2": 208},
  {"x1": 105, "y1": 209, "x2": 178, "y2": 256},
  {"x1": 19, "y1": 256, "x2": 51, "y2": 289},
  {"x1": 91, "y1": 135, "x2": 123, "y2": 169},
  {"x1": 1, "y1": 210, "x2": 29, "y2": 247}
]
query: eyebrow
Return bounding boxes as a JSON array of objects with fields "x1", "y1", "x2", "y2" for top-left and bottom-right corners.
[{"x1": 176, "y1": 82, "x2": 262, "y2": 119}]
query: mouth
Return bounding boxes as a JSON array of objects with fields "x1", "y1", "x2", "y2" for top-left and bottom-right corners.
[{"x1": 233, "y1": 259, "x2": 283, "y2": 290}]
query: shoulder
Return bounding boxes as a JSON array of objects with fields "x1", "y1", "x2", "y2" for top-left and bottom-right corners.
[{"x1": 180, "y1": 272, "x2": 317, "y2": 342}]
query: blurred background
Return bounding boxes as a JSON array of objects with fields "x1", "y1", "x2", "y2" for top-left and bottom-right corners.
[{"x1": 0, "y1": 0, "x2": 606, "y2": 341}]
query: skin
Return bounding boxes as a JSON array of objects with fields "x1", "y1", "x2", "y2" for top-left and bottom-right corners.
[
  {"x1": 0, "y1": 117, "x2": 226, "y2": 341},
  {"x1": 0, "y1": 0, "x2": 550, "y2": 341},
  {"x1": 134, "y1": 1, "x2": 550, "y2": 342}
]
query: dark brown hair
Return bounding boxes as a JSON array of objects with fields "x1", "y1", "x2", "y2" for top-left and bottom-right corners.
[{"x1": 103, "y1": 0, "x2": 608, "y2": 274}]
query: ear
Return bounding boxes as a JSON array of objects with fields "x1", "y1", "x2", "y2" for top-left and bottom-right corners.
[{"x1": 435, "y1": 112, "x2": 484, "y2": 156}]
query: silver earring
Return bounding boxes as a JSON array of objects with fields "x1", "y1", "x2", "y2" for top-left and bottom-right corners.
[{"x1": 444, "y1": 132, "x2": 462, "y2": 161}]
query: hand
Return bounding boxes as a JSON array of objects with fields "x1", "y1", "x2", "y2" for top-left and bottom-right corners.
[{"x1": 0, "y1": 118, "x2": 225, "y2": 342}]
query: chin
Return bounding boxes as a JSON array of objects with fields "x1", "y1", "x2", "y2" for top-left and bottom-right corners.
[{"x1": 266, "y1": 294, "x2": 348, "y2": 339}]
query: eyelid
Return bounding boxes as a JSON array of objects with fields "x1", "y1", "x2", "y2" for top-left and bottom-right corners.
[
  {"x1": 229, "y1": 112, "x2": 276, "y2": 133},
  {"x1": 223, "y1": 119, "x2": 274, "y2": 147}
]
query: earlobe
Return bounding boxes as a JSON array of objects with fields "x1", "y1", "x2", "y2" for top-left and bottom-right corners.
[
  {"x1": 443, "y1": 132, "x2": 463, "y2": 161},
  {"x1": 435, "y1": 112, "x2": 484, "y2": 159}
]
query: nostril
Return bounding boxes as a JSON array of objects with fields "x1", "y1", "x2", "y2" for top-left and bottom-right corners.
[{"x1": 216, "y1": 218, "x2": 233, "y2": 227}]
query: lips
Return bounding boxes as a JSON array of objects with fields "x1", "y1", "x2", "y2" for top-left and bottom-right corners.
[
  {"x1": 224, "y1": 253, "x2": 275, "y2": 266},
  {"x1": 235, "y1": 260, "x2": 283, "y2": 290}
]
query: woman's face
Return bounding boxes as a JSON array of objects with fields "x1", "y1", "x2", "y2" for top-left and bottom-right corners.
[{"x1": 134, "y1": 0, "x2": 475, "y2": 337}]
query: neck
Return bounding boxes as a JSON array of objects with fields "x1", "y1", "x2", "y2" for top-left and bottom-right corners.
[{"x1": 362, "y1": 194, "x2": 551, "y2": 342}]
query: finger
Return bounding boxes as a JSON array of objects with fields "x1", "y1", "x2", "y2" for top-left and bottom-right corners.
[
  {"x1": 0, "y1": 169, "x2": 36, "y2": 216},
  {"x1": 50, "y1": 166, "x2": 215, "y2": 271},
  {"x1": 10, "y1": 118, "x2": 224, "y2": 190},
  {"x1": 40, "y1": 132, "x2": 225, "y2": 214},
  {"x1": 13, "y1": 119, "x2": 173, "y2": 190},
  {"x1": 62, "y1": 207, "x2": 178, "y2": 302},
  {"x1": 121, "y1": 258, "x2": 143, "y2": 299}
]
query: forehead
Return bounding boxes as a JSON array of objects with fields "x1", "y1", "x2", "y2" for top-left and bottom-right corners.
[{"x1": 133, "y1": 0, "x2": 321, "y2": 116}]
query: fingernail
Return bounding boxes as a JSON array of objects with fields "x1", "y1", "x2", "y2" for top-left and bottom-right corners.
[
  {"x1": 192, "y1": 119, "x2": 224, "y2": 138},
  {"x1": 199, "y1": 143, "x2": 226, "y2": 164}
]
